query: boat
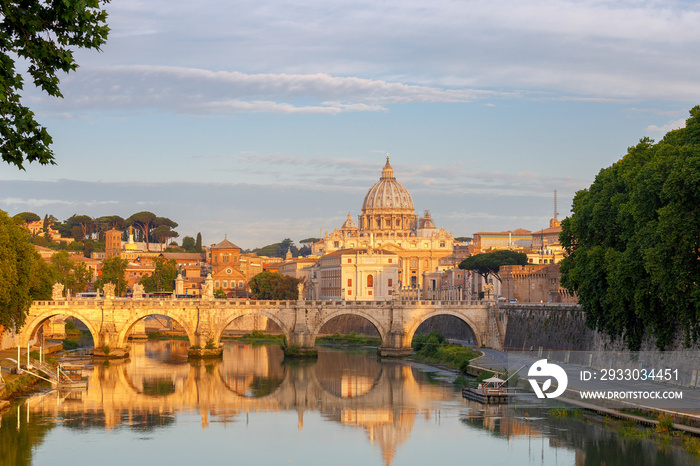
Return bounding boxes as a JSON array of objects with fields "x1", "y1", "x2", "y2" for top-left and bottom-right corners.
[
  {"x1": 462, "y1": 377, "x2": 516, "y2": 404},
  {"x1": 57, "y1": 364, "x2": 88, "y2": 390}
]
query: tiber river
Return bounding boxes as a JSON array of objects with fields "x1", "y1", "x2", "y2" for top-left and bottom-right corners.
[{"x1": 1, "y1": 340, "x2": 698, "y2": 465}]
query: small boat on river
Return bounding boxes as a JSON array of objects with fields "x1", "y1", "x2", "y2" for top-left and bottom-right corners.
[
  {"x1": 57, "y1": 364, "x2": 88, "y2": 390},
  {"x1": 462, "y1": 377, "x2": 516, "y2": 404}
]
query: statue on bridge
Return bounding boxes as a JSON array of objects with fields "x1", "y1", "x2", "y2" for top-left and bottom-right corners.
[
  {"x1": 297, "y1": 281, "x2": 305, "y2": 301},
  {"x1": 52, "y1": 282, "x2": 65, "y2": 301},
  {"x1": 204, "y1": 273, "x2": 214, "y2": 300},
  {"x1": 103, "y1": 283, "x2": 116, "y2": 299},
  {"x1": 132, "y1": 283, "x2": 145, "y2": 300}
]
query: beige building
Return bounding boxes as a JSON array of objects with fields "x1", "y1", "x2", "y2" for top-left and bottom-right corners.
[
  {"x1": 472, "y1": 229, "x2": 532, "y2": 252},
  {"x1": 314, "y1": 158, "x2": 455, "y2": 290},
  {"x1": 312, "y1": 248, "x2": 399, "y2": 301}
]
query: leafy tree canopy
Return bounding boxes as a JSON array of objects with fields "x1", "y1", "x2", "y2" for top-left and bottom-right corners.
[
  {"x1": 95, "y1": 256, "x2": 128, "y2": 296},
  {"x1": 253, "y1": 238, "x2": 299, "y2": 258},
  {"x1": 50, "y1": 250, "x2": 91, "y2": 294},
  {"x1": 248, "y1": 271, "x2": 299, "y2": 300},
  {"x1": 458, "y1": 250, "x2": 527, "y2": 282},
  {"x1": 0, "y1": 209, "x2": 52, "y2": 328},
  {"x1": 14, "y1": 212, "x2": 40, "y2": 223},
  {"x1": 560, "y1": 106, "x2": 700, "y2": 351},
  {"x1": 1, "y1": 0, "x2": 110, "y2": 169},
  {"x1": 140, "y1": 259, "x2": 178, "y2": 293},
  {"x1": 182, "y1": 236, "x2": 196, "y2": 251}
]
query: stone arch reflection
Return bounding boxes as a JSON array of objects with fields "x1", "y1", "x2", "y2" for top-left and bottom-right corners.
[
  {"x1": 217, "y1": 343, "x2": 285, "y2": 398},
  {"x1": 316, "y1": 350, "x2": 383, "y2": 399}
]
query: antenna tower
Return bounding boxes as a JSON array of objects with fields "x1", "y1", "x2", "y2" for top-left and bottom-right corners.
[{"x1": 553, "y1": 190, "x2": 559, "y2": 220}]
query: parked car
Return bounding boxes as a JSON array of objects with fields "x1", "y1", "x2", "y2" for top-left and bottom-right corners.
[{"x1": 508, "y1": 298, "x2": 518, "y2": 303}]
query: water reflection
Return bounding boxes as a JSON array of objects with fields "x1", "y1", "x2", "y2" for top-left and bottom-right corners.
[{"x1": 2, "y1": 341, "x2": 698, "y2": 466}]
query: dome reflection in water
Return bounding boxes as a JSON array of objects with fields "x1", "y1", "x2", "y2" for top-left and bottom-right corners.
[{"x1": 5, "y1": 340, "x2": 698, "y2": 466}]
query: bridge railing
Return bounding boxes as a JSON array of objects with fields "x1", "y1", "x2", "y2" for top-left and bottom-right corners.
[{"x1": 32, "y1": 297, "x2": 491, "y2": 308}]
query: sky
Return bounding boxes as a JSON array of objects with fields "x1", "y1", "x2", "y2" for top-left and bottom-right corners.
[{"x1": 1, "y1": 0, "x2": 699, "y2": 249}]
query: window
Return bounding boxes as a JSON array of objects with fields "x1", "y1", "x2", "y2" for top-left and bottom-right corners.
[
  {"x1": 215, "y1": 281, "x2": 220, "y2": 288},
  {"x1": 348, "y1": 289, "x2": 352, "y2": 296},
  {"x1": 334, "y1": 241, "x2": 340, "y2": 248},
  {"x1": 239, "y1": 281, "x2": 243, "y2": 288},
  {"x1": 368, "y1": 290, "x2": 373, "y2": 296},
  {"x1": 367, "y1": 274, "x2": 374, "y2": 287},
  {"x1": 223, "y1": 254, "x2": 229, "y2": 263},
  {"x1": 388, "y1": 258, "x2": 392, "y2": 263},
  {"x1": 347, "y1": 258, "x2": 352, "y2": 263},
  {"x1": 348, "y1": 278, "x2": 352, "y2": 287},
  {"x1": 223, "y1": 280, "x2": 228, "y2": 288},
  {"x1": 440, "y1": 242, "x2": 446, "y2": 247},
  {"x1": 388, "y1": 278, "x2": 392, "y2": 287}
]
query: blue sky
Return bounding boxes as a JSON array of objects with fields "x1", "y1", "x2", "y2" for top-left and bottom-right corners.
[{"x1": 1, "y1": 0, "x2": 699, "y2": 249}]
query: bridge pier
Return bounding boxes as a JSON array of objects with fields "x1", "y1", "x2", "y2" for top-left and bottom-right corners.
[
  {"x1": 284, "y1": 332, "x2": 318, "y2": 358},
  {"x1": 188, "y1": 330, "x2": 224, "y2": 359},
  {"x1": 378, "y1": 331, "x2": 412, "y2": 358},
  {"x1": 93, "y1": 327, "x2": 130, "y2": 359}
]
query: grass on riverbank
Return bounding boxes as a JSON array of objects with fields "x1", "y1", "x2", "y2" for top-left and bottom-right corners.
[
  {"x1": 316, "y1": 332, "x2": 380, "y2": 347},
  {"x1": 410, "y1": 331, "x2": 481, "y2": 373},
  {"x1": 234, "y1": 331, "x2": 285, "y2": 344}
]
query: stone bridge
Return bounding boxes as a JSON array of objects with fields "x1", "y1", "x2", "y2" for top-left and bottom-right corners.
[{"x1": 22, "y1": 297, "x2": 506, "y2": 357}]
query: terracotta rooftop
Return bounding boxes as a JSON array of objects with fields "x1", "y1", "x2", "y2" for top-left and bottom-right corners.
[{"x1": 211, "y1": 238, "x2": 241, "y2": 250}]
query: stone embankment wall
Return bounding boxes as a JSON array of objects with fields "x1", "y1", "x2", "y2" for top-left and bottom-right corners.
[{"x1": 502, "y1": 304, "x2": 700, "y2": 389}]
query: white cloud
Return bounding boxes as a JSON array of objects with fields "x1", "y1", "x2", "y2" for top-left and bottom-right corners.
[{"x1": 646, "y1": 118, "x2": 687, "y2": 133}]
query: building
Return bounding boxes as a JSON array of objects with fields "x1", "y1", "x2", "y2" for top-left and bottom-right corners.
[
  {"x1": 314, "y1": 157, "x2": 455, "y2": 292},
  {"x1": 209, "y1": 238, "x2": 266, "y2": 297},
  {"x1": 312, "y1": 248, "x2": 399, "y2": 301},
  {"x1": 105, "y1": 229, "x2": 122, "y2": 259},
  {"x1": 471, "y1": 229, "x2": 532, "y2": 252},
  {"x1": 500, "y1": 263, "x2": 577, "y2": 303}
]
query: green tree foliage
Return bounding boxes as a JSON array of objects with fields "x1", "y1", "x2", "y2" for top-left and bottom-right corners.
[
  {"x1": 95, "y1": 256, "x2": 128, "y2": 296},
  {"x1": 14, "y1": 212, "x2": 40, "y2": 223},
  {"x1": 560, "y1": 106, "x2": 700, "y2": 351},
  {"x1": 195, "y1": 232, "x2": 202, "y2": 253},
  {"x1": 458, "y1": 250, "x2": 528, "y2": 283},
  {"x1": 181, "y1": 236, "x2": 195, "y2": 251},
  {"x1": 0, "y1": 209, "x2": 52, "y2": 328},
  {"x1": 139, "y1": 258, "x2": 178, "y2": 293},
  {"x1": 254, "y1": 238, "x2": 299, "y2": 258},
  {"x1": 248, "y1": 271, "x2": 299, "y2": 300},
  {"x1": 1, "y1": 0, "x2": 110, "y2": 169},
  {"x1": 50, "y1": 250, "x2": 91, "y2": 294}
]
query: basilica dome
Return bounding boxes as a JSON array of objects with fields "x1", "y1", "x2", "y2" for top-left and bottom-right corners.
[{"x1": 361, "y1": 158, "x2": 415, "y2": 213}]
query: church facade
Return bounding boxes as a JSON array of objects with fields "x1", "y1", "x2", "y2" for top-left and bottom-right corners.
[{"x1": 313, "y1": 158, "x2": 455, "y2": 292}]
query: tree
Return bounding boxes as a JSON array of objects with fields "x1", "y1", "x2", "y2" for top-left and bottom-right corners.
[
  {"x1": 181, "y1": 236, "x2": 195, "y2": 251},
  {"x1": 140, "y1": 259, "x2": 178, "y2": 293},
  {"x1": 152, "y1": 224, "x2": 179, "y2": 251},
  {"x1": 458, "y1": 250, "x2": 528, "y2": 283},
  {"x1": 126, "y1": 211, "x2": 156, "y2": 249},
  {"x1": 248, "y1": 271, "x2": 299, "y2": 300},
  {"x1": 50, "y1": 250, "x2": 91, "y2": 294},
  {"x1": 0, "y1": 209, "x2": 52, "y2": 328},
  {"x1": 195, "y1": 232, "x2": 202, "y2": 253},
  {"x1": 95, "y1": 256, "x2": 128, "y2": 296},
  {"x1": 560, "y1": 106, "x2": 700, "y2": 351},
  {"x1": 1, "y1": 0, "x2": 110, "y2": 169},
  {"x1": 14, "y1": 212, "x2": 40, "y2": 223}
]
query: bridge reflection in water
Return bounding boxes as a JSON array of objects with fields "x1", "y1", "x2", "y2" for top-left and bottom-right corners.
[{"x1": 23, "y1": 341, "x2": 544, "y2": 465}]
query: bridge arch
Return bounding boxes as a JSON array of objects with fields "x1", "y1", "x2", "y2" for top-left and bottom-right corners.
[
  {"x1": 21, "y1": 308, "x2": 100, "y2": 347},
  {"x1": 211, "y1": 308, "x2": 292, "y2": 347},
  {"x1": 117, "y1": 309, "x2": 197, "y2": 348},
  {"x1": 310, "y1": 308, "x2": 389, "y2": 347},
  {"x1": 404, "y1": 308, "x2": 482, "y2": 348}
]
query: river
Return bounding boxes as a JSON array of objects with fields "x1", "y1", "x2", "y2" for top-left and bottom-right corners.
[{"x1": 1, "y1": 340, "x2": 698, "y2": 465}]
